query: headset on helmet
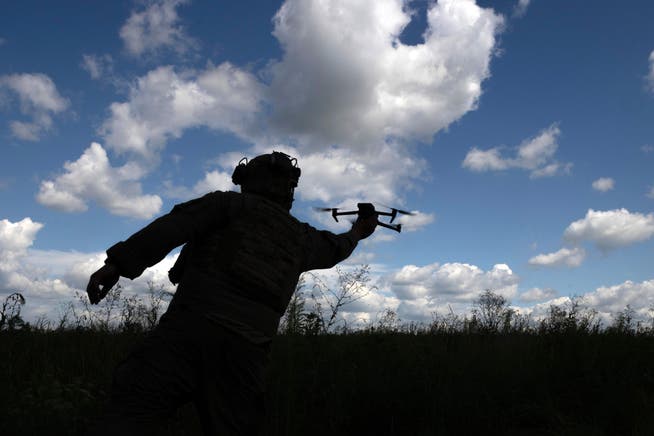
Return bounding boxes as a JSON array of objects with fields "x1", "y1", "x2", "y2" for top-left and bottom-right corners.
[
  {"x1": 231, "y1": 151, "x2": 301, "y2": 187},
  {"x1": 231, "y1": 157, "x2": 249, "y2": 186}
]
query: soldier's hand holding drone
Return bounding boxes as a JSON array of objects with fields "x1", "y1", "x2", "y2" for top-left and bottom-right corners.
[{"x1": 351, "y1": 213, "x2": 378, "y2": 240}]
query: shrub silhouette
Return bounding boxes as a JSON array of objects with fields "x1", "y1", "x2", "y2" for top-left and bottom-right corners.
[
  {"x1": 0, "y1": 292, "x2": 26, "y2": 330},
  {"x1": 470, "y1": 289, "x2": 514, "y2": 333},
  {"x1": 538, "y1": 297, "x2": 600, "y2": 335}
]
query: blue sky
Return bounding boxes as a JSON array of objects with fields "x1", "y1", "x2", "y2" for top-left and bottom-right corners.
[{"x1": 1, "y1": 0, "x2": 653, "y2": 326}]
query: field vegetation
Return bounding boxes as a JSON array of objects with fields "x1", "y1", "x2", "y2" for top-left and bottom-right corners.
[{"x1": 1, "y1": 269, "x2": 653, "y2": 435}]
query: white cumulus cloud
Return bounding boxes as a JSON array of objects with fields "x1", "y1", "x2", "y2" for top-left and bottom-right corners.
[
  {"x1": 291, "y1": 145, "x2": 427, "y2": 205},
  {"x1": 527, "y1": 279, "x2": 654, "y2": 326},
  {"x1": 592, "y1": 177, "x2": 615, "y2": 192},
  {"x1": 120, "y1": 0, "x2": 197, "y2": 58},
  {"x1": 384, "y1": 262, "x2": 519, "y2": 302},
  {"x1": 564, "y1": 208, "x2": 654, "y2": 251},
  {"x1": 0, "y1": 73, "x2": 69, "y2": 141},
  {"x1": 582, "y1": 279, "x2": 654, "y2": 319},
  {"x1": 396, "y1": 210, "x2": 436, "y2": 232},
  {"x1": 0, "y1": 218, "x2": 77, "y2": 313},
  {"x1": 528, "y1": 247, "x2": 586, "y2": 268},
  {"x1": 100, "y1": 64, "x2": 265, "y2": 159},
  {"x1": 462, "y1": 124, "x2": 572, "y2": 178},
  {"x1": 268, "y1": 0, "x2": 504, "y2": 149},
  {"x1": 37, "y1": 143, "x2": 162, "y2": 219},
  {"x1": 190, "y1": 170, "x2": 233, "y2": 196},
  {"x1": 0, "y1": 218, "x2": 43, "y2": 270}
]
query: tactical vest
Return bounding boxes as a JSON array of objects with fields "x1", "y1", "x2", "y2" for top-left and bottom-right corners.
[{"x1": 190, "y1": 196, "x2": 306, "y2": 315}]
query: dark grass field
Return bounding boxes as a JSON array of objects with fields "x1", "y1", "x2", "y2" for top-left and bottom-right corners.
[{"x1": 2, "y1": 329, "x2": 654, "y2": 435}]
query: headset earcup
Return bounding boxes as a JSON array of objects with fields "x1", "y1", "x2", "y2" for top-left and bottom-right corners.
[{"x1": 232, "y1": 164, "x2": 247, "y2": 185}]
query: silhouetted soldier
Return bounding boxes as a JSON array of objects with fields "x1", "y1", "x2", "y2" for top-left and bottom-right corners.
[{"x1": 86, "y1": 151, "x2": 377, "y2": 436}]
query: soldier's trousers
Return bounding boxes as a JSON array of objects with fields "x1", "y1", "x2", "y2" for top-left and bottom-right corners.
[{"x1": 88, "y1": 307, "x2": 270, "y2": 436}]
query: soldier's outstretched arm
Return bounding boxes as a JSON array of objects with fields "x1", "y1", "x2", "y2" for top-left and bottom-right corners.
[
  {"x1": 85, "y1": 191, "x2": 231, "y2": 304},
  {"x1": 303, "y1": 213, "x2": 378, "y2": 272}
]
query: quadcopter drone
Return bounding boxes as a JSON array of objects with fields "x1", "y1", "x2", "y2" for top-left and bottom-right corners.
[{"x1": 315, "y1": 203, "x2": 414, "y2": 233}]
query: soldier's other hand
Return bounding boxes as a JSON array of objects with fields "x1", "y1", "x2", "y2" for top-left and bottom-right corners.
[
  {"x1": 351, "y1": 214, "x2": 378, "y2": 241},
  {"x1": 86, "y1": 263, "x2": 119, "y2": 304}
]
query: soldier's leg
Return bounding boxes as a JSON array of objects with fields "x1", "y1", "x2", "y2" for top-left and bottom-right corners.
[
  {"x1": 88, "y1": 310, "x2": 200, "y2": 436},
  {"x1": 193, "y1": 320, "x2": 270, "y2": 436}
]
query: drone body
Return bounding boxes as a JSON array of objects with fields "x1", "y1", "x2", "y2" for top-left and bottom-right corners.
[{"x1": 315, "y1": 203, "x2": 414, "y2": 232}]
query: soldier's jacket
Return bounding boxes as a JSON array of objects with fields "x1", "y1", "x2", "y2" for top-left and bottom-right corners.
[{"x1": 106, "y1": 191, "x2": 358, "y2": 344}]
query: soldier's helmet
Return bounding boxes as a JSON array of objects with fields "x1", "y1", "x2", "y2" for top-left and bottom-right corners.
[{"x1": 231, "y1": 151, "x2": 301, "y2": 210}]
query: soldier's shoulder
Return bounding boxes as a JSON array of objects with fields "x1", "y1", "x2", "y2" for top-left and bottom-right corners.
[
  {"x1": 201, "y1": 189, "x2": 241, "y2": 201},
  {"x1": 208, "y1": 189, "x2": 239, "y2": 196}
]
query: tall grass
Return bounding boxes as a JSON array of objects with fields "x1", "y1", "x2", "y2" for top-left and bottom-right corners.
[
  {"x1": 2, "y1": 288, "x2": 653, "y2": 435},
  {"x1": 2, "y1": 326, "x2": 654, "y2": 434}
]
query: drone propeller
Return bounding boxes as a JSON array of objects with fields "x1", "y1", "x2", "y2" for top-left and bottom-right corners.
[
  {"x1": 394, "y1": 208, "x2": 415, "y2": 216},
  {"x1": 379, "y1": 204, "x2": 415, "y2": 216},
  {"x1": 376, "y1": 204, "x2": 415, "y2": 223}
]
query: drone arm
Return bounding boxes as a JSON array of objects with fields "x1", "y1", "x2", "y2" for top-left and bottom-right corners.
[{"x1": 377, "y1": 221, "x2": 401, "y2": 233}]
